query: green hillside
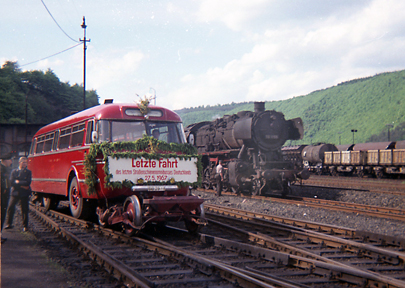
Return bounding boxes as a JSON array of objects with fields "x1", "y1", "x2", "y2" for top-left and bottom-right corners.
[{"x1": 176, "y1": 70, "x2": 405, "y2": 146}]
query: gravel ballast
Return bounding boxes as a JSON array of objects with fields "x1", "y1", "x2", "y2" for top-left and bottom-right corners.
[{"x1": 194, "y1": 186, "x2": 405, "y2": 238}]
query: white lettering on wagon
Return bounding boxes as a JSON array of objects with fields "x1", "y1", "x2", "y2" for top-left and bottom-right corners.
[{"x1": 108, "y1": 156, "x2": 198, "y2": 183}]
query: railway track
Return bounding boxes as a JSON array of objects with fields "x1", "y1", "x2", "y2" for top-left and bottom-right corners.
[
  {"x1": 204, "y1": 204, "x2": 405, "y2": 253},
  {"x1": 300, "y1": 175, "x2": 405, "y2": 195},
  {"x1": 29, "y1": 202, "x2": 405, "y2": 287},
  {"x1": 198, "y1": 188, "x2": 405, "y2": 222},
  {"x1": 199, "y1": 204, "x2": 405, "y2": 287},
  {"x1": 28, "y1": 204, "x2": 280, "y2": 287},
  {"x1": 274, "y1": 196, "x2": 405, "y2": 222}
]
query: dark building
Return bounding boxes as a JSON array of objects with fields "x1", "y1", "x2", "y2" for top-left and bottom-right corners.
[{"x1": 0, "y1": 123, "x2": 44, "y2": 158}]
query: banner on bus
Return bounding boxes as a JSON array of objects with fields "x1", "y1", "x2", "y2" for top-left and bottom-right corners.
[{"x1": 108, "y1": 156, "x2": 198, "y2": 183}]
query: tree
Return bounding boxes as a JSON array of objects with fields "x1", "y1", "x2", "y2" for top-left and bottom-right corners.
[{"x1": 0, "y1": 61, "x2": 100, "y2": 124}]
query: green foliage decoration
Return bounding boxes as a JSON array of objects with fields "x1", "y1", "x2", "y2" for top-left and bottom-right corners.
[
  {"x1": 84, "y1": 135, "x2": 202, "y2": 195},
  {"x1": 137, "y1": 95, "x2": 153, "y2": 116}
]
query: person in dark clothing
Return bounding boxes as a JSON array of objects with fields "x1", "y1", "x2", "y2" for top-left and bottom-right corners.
[
  {"x1": 1, "y1": 153, "x2": 13, "y2": 243},
  {"x1": 4, "y1": 157, "x2": 32, "y2": 232}
]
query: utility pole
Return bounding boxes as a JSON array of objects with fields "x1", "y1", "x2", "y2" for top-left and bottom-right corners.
[
  {"x1": 25, "y1": 92, "x2": 28, "y2": 156},
  {"x1": 150, "y1": 87, "x2": 156, "y2": 105},
  {"x1": 80, "y1": 17, "x2": 90, "y2": 110},
  {"x1": 351, "y1": 129, "x2": 357, "y2": 144},
  {"x1": 386, "y1": 123, "x2": 394, "y2": 141}
]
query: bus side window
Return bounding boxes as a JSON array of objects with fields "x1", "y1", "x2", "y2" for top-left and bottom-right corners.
[
  {"x1": 29, "y1": 138, "x2": 37, "y2": 155},
  {"x1": 35, "y1": 135, "x2": 45, "y2": 154},
  {"x1": 43, "y1": 133, "x2": 54, "y2": 152},
  {"x1": 71, "y1": 123, "x2": 85, "y2": 147},
  {"x1": 59, "y1": 127, "x2": 72, "y2": 149},
  {"x1": 85, "y1": 120, "x2": 94, "y2": 144},
  {"x1": 53, "y1": 130, "x2": 59, "y2": 151}
]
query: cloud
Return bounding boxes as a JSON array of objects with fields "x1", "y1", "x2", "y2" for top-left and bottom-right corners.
[
  {"x1": 3, "y1": 0, "x2": 405, "y2": 112},
  {"x1": 195, "y1": 0, "x2": 270, "y2": 31},
  {"x1": 164, "y1": 0, "x2": 405, "y2": 109},
  {"x1": 88, "y1": 48, "x2": 145, "y2": 90}
]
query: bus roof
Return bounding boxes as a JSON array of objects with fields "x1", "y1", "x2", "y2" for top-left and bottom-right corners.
[{"x1": 34, "y1": 103, "x2": 182, "y2": 136}]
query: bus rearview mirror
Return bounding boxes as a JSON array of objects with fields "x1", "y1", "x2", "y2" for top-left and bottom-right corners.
[{"x1": 91, "y1": 131, "x2": 98, "y2": 143}]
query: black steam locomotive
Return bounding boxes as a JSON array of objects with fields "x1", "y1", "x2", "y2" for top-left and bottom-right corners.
[{"x1": 185, "y1": 102, "x2": 309, "y2": 196}]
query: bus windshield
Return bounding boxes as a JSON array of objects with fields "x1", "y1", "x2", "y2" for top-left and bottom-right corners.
[{"x1": 97, "y1": 120, "x2": 186, "y2": 144}]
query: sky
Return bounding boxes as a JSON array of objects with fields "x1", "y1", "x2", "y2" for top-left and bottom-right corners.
[{"x1": 2, "y1": 0, "x2": 405, "y2": 110}]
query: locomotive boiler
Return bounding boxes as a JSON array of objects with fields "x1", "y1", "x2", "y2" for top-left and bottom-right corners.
[{"x1": 185, "y1": 102, "x2": 309, "y2": 196}]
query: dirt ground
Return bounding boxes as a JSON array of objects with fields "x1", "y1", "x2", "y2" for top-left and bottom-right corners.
[{"x1": 1, "y1": 216, "x2": 77, "y2": 288}]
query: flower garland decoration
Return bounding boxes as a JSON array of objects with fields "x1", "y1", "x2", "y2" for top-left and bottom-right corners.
[
  {"x1": 84, "y1": 135, "x2": 202, "y2": 195},
  {"x1": 138, "y1": 95, "x2": 152, "y2": 116}
]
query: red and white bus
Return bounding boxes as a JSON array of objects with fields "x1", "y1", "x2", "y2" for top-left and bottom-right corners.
[{"x1": 28, "y1": 101, "x2": 205, "y2": 233}]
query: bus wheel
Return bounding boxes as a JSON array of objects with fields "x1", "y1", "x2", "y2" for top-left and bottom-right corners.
[
  {"x1": 185, "y1": 204, "x2": 205, "y2": 234},
  {"x1": 43, "y1": 195, "x2": 58, "y2": 211},
  {"x1": 69, "y1": 177, "x2": 88, "y2": 219},
  {"x1": 123, "y1": 195, "x2": 142, "y2": 235}
]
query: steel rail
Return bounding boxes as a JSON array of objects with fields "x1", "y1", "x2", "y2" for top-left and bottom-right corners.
[
  {"x1": 199, "y1": 187, "x2": 405, "y2": 222},
  {"x1": 202, "y1": 206, "x2": 405, "y2": 288},
  {"x1": 155, "y1": 224, "x2": 405, "y2": 288},
  {"x1": 267, "y1": 197, "x2": 405, "y2": 222},
  {"x1": 29, "y1": 204, "x2": 277, "y2": 288},
  {"x1": 206, "y1": 204, "x2": 405, "y2": 250},
  {"x1": 205, "y1": 205, "x2": 405, "y2": 260},
  {"x1": 30, "y1": 205, "x2": 152, "y2": 288},
  {"x1": 300, "y1": 176, "x2": 405, "y2": 195},
  {"x1": 198, "y1": 234, "x2": 405, "y2": 288},
  {"x1": 292, "y1": 197, "x2": 405, "y2": 221}
]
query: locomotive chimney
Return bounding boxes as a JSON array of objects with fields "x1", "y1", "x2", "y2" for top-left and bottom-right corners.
[{"x1": 254, "y1": 101, "x2": 265, "y2": 112}]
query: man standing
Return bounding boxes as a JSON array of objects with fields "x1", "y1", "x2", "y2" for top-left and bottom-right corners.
[
  {"x1": 1, "y1": 153, "x2": 13, "y2": 243},
  {"x1": 4, "y1": 157, "x2": 32, "y2": 232},
  {"x1": 215, "y1": 160, "x2": 224, "y2": 197}
]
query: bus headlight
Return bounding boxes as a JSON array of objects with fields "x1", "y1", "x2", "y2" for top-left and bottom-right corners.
[{"x1": 137, "y1": 178, "x2": 144, "y2": 184}]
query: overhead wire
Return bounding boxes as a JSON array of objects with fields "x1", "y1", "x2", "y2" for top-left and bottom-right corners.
[
  {"x1": 20, "y1": 43, "x2": 82, "y2": 67},
  {"x1": 40, "y1": 0, "x2": 80, "y2": 43},
  {"x1": 19, "y1": 0, "x2": 84, "y2": 68}
]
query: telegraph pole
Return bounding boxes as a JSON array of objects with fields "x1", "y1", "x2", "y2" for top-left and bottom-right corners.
[
  {"x1": 25, "y1": 91, "x2": 28, "y2": 156},
  {"x1": 80, "y1": 17, "x2": 90, "y2": 110}
]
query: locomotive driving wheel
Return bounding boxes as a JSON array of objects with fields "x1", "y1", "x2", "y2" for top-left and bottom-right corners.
[
  {"x1": 221, "y1": 170, "x2": 230, "y2": 192},
  {"x1": 231, "y1": 186, "x2": 242, "y2": 195},
  {"x1": 123, "y1": 195, "x2": 142, "y2": 235},
  {"x1": 202, "y1": 168, "x2": 211, "y2": 190},
  {"x1": 251, "y1": 178, "x2": 262, "y2": 196}
]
